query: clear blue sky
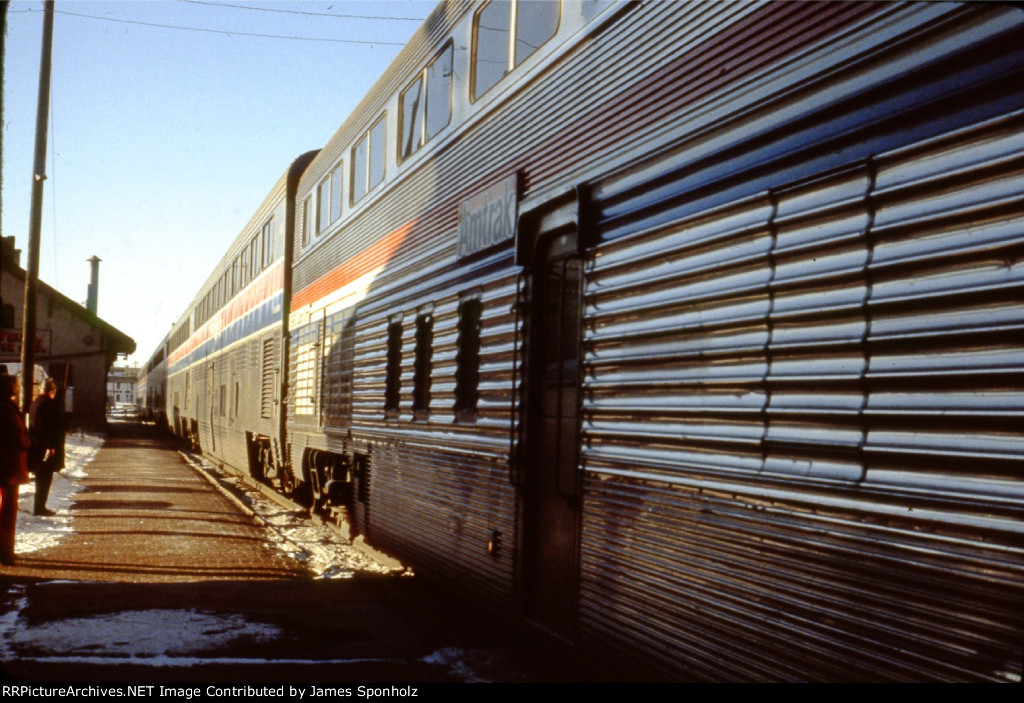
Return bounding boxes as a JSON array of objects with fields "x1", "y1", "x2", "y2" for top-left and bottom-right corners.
[{"x1": 2, "y1": 0, "x2": 433, "y2": 366}]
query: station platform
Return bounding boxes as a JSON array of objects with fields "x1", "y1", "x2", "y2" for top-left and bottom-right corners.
[{"x1": 0, "y1": 420, "x2": 631, "y2": 684}]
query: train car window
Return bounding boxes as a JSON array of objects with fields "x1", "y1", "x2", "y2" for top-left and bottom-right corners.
[
  {"x1": 352, "y1": 114, "x2": 388, "y2": 204},
  {"x1": 473, "y1": 0, "x2": 511, "y2": 100},
  {"x1": 473, "y1": 0, "x2": 560, "y2": 101},
  {"x1": 400, "y1": 42, "x2": 454, "y2": 161},
  {"x1": 301, "y1": 196, "x2": 311, "y2": 248},
  {"x1": 262, "y1": 218, "x2": 274, "y2": 268},
  {"x1": 412, "y1": 311, "x2": 434, "y2": 417},
  {"x1": 400, "y1": 74, "x2": 423, "y2": 158},
  {"x1": 427, "y1": 44, "x2": 453, "y2": 139},
  {"x1": 330, "y1": 163, "x2": 343, "y2": 224},
  {"x1": 240, "y1": 248, "x2": 249, "y2": 287},
  {"x1": 515, "y1": 0, "x2": 560, "y2": 66},
  {"x1": 369, "y1": 117, "x2": 387, "y2": 191},
  {"x1": 454, "y1": 295, "x2": 482, "y2": 421},
  {"x1": 249, "y1": 235, "x2": 260, "y2": 278},
  {"x1": 317, "y1": 176, "x2": 331, "y2": 234},
  {"x1": 352, "y1": 136, "x2": 368, "y2": 203},
  {"x1": 384, "y1": 318, "x2": 403, "y2": 416}
]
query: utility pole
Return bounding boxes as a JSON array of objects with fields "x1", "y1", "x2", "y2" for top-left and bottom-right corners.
[
  {"x1": 1, "y1": 2, "x2": 9, "y2": 317},
  {"x1": 20, "y1": 0, "x2": 54, "y2": 412}
]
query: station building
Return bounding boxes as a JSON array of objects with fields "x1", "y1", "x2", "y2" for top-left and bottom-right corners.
[{"x1": 0, "y1": 236, "x2": 135, "y2": 426}]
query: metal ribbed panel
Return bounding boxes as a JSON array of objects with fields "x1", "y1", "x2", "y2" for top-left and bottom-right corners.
[
  {"x1": 864, "y1": 112, "x2": 1024, "y2": 497},
  {"x1": 579, "y1": 85, "x2": 1024, "y2": 683},
  {"x1": 274, "y1": 0, "x2": 1024, "y2": 680},
  {"x1": 348, "y1": 257, "x2": 521, "y2": 603}
]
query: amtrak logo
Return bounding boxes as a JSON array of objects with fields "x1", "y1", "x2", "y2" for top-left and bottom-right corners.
[{"x1": 456, "y1": 173, "x2": 518, "y2": 259}]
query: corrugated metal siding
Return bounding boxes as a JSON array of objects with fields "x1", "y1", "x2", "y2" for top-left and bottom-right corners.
[
  {"x1": 578, "y1": 97, "x2": 1024, "y2": 681},
  {"x1": 352, "y1": 254, "x2": 521, "y2": 606},
  {"x1": 277, "y1": 0, "x2": 1024, "y2": 679}
]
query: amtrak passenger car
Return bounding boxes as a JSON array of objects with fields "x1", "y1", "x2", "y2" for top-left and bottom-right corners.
[{"x1": 154, "y1": 1, "x2": 1024, "y2": 681}]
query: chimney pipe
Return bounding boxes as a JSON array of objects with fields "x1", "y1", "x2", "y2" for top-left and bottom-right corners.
[{"x1": 86, "y1": 255, "x2": 101, "y2": 315}]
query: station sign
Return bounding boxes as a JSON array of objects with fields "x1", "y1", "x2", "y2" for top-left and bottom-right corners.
[
  {"x1": 456, "y1": 173, "x2": 518, "y2": 259},
  {"x1": 0, "y1": 328, "x2": 50, "y2": 359}
]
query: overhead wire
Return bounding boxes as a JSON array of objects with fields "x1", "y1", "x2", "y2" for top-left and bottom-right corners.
[
  {"x1": 176, "y1": 0, "x2": 426, "y2": 22},
  {"x1": 51, "y1": 7, "x2": 411, "y2": 45}
]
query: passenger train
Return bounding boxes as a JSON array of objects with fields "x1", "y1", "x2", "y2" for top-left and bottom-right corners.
[{"x1": 139, "y1": 0, "x2": 1024, "y2": 681}]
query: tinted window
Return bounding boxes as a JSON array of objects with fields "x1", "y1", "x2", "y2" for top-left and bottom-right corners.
[
  {"x1": 516, "y1": 0, "x2": 559, "y2": 65},
  {"x1": 301, "y1": 197, "x2": 311, "y2": 247},
  {"x1": 426, "y1": 44, "x2": 453, "y2": 139},
  {"x1": 369, "y1": 117, "x2": 387, "y2": 190},
  {"x1": 400, "y1": 75, "x2": 424, "y2": 159},
  {"x1": 352, "y1": 133, "x2": 369, "y2": 203},
  {"x1": 474, "y1": 1, "x2": 559, "y2": 100},
  {"x1": 401, "y1": 43, "x2": 454, "y2": 161},
  {"x1": 353, "y1": 114, "x2": 387, "y2": 203},
  {"x1": 318, "y1": 177, "x2": 331, "y2": 233},
  {"x1": 474, "y1": 0, "x2": 511, "y2": 100},
  {"x1": 330, "y1": 163, "x2": 343, "y2": 223}
]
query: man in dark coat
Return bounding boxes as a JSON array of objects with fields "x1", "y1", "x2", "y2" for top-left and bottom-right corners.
[
  {"x1": 29, "y1": 378, "x2": 63, "y2": 516},
  {"x1": 0, "y1": 374, "x2": 30, "y2": 564}
]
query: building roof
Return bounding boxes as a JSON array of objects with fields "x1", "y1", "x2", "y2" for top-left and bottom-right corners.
[{"x1": 1, "y1": 237, "x2": 136, "y2": 356}]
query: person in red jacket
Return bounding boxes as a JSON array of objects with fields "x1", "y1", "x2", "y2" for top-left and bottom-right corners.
[{"x1": 0, "y1": 374, "x2": 31, "y2": 565}]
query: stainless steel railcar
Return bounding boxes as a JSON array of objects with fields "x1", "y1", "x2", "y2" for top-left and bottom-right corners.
[
  {"x1": 151, "y1": 0, "x2": 1024, "y2": 681},
  {"x1": 282, "y1": 0, "x2": 1024, "y2": 681},
  {"x1": 136, "y1": 335, "x2": 168, "y2": 428},
  {"x1": 164, "y1": 152, "x2": 317, "y2": 481}
]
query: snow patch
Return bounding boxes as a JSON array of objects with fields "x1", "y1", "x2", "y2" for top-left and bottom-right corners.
[
  {"x1": 180, "y1": 453, "x2": 395, "y2": 579},
  {"x1": 422, "y1": 647, "x2": 510, "y2": 683},
  {"x1": 3, "y1": 609, "x2": 279, "y2": 658},
  {"x1": 15, "y1": 432, "x2": 103, "y2": 554}
]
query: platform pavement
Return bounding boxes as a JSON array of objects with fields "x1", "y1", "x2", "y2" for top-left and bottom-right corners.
[
  {"x1": 4, "y1": 420, "x2": 306, "y2": 583},
  {"x1": 0, "y1": 419, "x2": 642, "y2": 683}
]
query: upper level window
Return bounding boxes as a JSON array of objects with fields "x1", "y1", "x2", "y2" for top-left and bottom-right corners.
[
  {"x1": 316, "y1": 161, "x2": 344, "y2": 236},
  {"x1": 473, "y1": 0, "x2": 560, "y2": 100},
  {"x1": 352, "y1": 114, "x2": 387, "y2": 204},
  {"x1": 301, "y1": 196, "x2": 311, "y2": 248},
  {"x1": 261, "y1": 218, "x2": 274, "y2": 268},
  {"x1": 249, "y1": 235, "x2": 260, "y2": 278},
  {"x1": 330, "y1": 162, "x2": 343, "y2": 223},
  {"x1": 400, "y1": 42, "x2": 454, "y2": 161},
  {"x1": 317, "y1": 176, "x2": 331, "y2": 234},
  {"x1": 240, "y1": 248, "x2": 250, "y2": 288}
]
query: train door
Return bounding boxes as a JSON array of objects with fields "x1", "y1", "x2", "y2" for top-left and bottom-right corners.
[{"x1": 517, "y1": 195, "x2": 584, "y2": 640}]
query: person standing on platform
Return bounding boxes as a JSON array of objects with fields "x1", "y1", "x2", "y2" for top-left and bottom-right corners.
[
  {"x1": 0, "y1": 374, "x2": 31, "y2": 565},
  {"x1": 29, "y1": 378, "x2": 64, "y2": 516}
]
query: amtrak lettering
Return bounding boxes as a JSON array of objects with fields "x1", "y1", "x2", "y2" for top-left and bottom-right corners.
[{"x1": 456, "y1": 173, "x2": 518, "y2": 259}]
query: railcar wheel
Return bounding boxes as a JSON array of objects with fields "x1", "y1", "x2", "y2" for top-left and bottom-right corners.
[
  {"x1": 280, "y1": 465, "x2": 297, "y2": 497},
  {"x1": 260, "y1": 445, "x2": 277, "y2": 483},
  {"x1": 309, "y1": 463, "x2": 325, "y2": 509}
]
